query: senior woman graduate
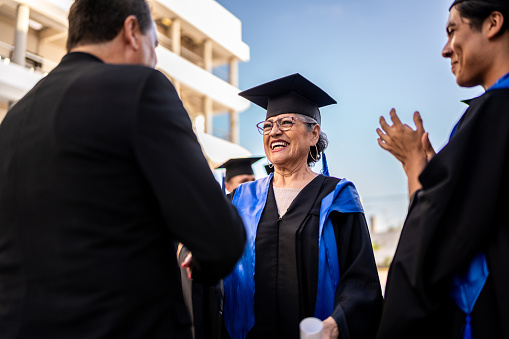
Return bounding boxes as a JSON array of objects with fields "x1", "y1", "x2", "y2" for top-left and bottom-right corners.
[{"x1": 223, "y1": 74, "x2": 382, "y2": 339}]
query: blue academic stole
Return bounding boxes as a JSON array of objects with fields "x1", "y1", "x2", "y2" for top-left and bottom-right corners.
[{"x1": 223, "y1": 174, "x2": 363, "y2": 339}]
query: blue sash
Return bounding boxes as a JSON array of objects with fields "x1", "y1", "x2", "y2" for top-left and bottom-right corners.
[
  {"x1": 224, "y1": 174, "x2": 363, "y2": 339},
  {"x1": 448, "y1": 72, "x2": 509, "y2": 339}
]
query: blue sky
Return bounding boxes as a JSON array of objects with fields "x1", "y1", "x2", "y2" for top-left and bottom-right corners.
[{"x1": 214, "y1": 0, "x2": 484, "y2": 230}]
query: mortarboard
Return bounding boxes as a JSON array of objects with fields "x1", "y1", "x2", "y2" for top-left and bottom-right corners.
[
  {"x1": 450, "y1": 0, "x2": 509, "y2": 10},
  {"x1": 238, "y1": 73, "x2": 336, "y2": 125},
  {"x1": 217, "y1": 157, "x2": 263, "y2": 182}
]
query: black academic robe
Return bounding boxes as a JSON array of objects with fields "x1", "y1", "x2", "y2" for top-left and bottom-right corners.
[
  {"x1": 234, "y1": 175, "x2": 382, "y2": 339},
  {"x1": 0, "y1": 52, "x2": 245, "y2": 339},
  {"x1": 376, "y1": 88, "x2": 509, "y2": 338}
]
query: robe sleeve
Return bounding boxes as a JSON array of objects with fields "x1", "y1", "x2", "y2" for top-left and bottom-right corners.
[{"x1": 330, "y1": 212, "x2": 383, "y2": 339}]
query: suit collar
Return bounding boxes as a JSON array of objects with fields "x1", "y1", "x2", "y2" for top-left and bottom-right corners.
[{"x1": 60, "y1": 52, "x2": 104, "y2": 65}]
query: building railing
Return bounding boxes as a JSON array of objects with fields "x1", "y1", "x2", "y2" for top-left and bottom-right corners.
[
  {"x1": 180, "y1": 46, "x2": 204, "y2": 68},
  {"x1": 213, "y1": 125, "x2": 231, "y2": 140},
  {"x1": 156, "y1": 31, "x2": 205, "y2": 69},
  {"x1": 212, "y1": 64, "x2": 230, "y2": 83},
  {"x1": 0, "y1": 41, "x2": 13, "y2": 60},
  {"x1": 156, "y1": 32, "x2": 173, "y2": 51},
  {"x1": 0, "y1": 40, "x2": 57, "y2": 73}
]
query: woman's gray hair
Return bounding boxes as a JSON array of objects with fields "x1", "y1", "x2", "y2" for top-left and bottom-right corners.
[{"x1": 294, "y1": 114, "x2": 329, "y2": 167}]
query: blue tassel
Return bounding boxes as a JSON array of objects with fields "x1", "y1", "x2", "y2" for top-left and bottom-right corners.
[
  {"x1": 463, "y1": 314, "x2": 472, "y2": 339},
  {"x1": 450, "y1": 251, "x2": 488, "y2": 339},
  {"x1": 321, "y1": 152, "x2": 329, "y2": 176}
]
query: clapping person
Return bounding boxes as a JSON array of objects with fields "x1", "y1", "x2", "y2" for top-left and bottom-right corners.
[{"x1": 376, "y1": 0, "x2": 509, "y2": 337}]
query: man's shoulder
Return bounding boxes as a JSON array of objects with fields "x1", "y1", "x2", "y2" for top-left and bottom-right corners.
[
  {"x1": 486, "y1": 87, "x2": 509, "y2": 102},
  {"x1": 470, "y1": 88, "x2": 509, "y2": 108},
  {"x1": 83, "y1": 62, "x2": 165, "y2": 86},
  {"x1": 54, "y1": 53, "x2": 166, "y2": 88},
  {"x1": 56, "y1": 62, "x2": 174, "y2": 105},
  {"x1": 454, "y1": 87, "x2": 509, "y2": 125}
]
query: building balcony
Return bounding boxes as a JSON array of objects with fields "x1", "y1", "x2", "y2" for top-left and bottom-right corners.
[
  {"x1": 156, "y1": 46, "x2": 249, "y2": 113},
  {"x1": 0, "y1": 55, "x2": 44, "y2": 102},
  {"x1": 152, "y1": 0, "x2": 250, "y2": 63},
  {"x1": 0, "y1": 0, "x2": 250, "y2": 146}
]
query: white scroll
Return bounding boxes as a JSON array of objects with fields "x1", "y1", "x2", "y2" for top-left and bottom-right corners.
[{"x1": 299, "y1": 317, "x2": 323, "y2": 339}]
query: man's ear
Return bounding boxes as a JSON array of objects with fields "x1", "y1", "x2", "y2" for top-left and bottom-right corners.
[
  {"x1": 122, "y1": 15, "x2": 141, "y2": 50},
  {"x1": 485, "y1": 11, "x2": 505, "y2": 39}
]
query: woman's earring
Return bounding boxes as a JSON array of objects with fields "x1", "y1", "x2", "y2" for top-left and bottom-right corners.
[
  {"x1": 268, "y1": 160, "x2": 274, "y2": 168},
  {"x1": 309, "y1": 145, "x2": 318, "y2": 162}
]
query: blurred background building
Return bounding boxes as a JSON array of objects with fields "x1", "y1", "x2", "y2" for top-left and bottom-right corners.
[{"x1": 0, "y1": 0, "x2": 252, "y2": 167}]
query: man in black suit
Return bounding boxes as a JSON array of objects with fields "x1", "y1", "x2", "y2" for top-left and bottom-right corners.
[{"x1": 0, "y1": 1, "x2": 246, "y2": 338}]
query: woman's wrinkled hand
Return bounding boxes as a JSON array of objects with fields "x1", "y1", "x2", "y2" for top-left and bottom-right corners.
[{"x1": 322, "y1": 316, "x2": 339, "y2": 339}]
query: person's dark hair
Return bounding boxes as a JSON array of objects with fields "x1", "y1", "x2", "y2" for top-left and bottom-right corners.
[
  {"x1": 66, "y1": 0, "x2": 152, "y2": 51},
  {"x1": 295, "y1": 114, "x2": 329, "y2": 167},
  {"x1": 452, "y1": 1, "x2": 508, "y2": 34}
]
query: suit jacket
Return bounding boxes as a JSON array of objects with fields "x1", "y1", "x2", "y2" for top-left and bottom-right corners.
[{"x1": 0, "y1": 52, "x2": 246, "y2": 339}]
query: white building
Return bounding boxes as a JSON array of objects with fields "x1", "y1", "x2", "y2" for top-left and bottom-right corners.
[{"x1": 0, "y1": 0, "x2": 251, "y2": 166}]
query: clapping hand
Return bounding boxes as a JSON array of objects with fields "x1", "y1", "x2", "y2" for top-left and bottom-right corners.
[{"x1": 376, "y1": 108, "x2": 435, "y2": 197}]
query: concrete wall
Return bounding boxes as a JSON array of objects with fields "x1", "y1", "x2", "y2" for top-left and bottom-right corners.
[{"x1": 0, "y1": 13, "x2": 16, "y2": 47}]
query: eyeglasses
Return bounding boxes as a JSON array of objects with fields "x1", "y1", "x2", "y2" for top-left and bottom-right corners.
[{"x1": 256, "y1": 116, "x2": 297, "y2": 135}]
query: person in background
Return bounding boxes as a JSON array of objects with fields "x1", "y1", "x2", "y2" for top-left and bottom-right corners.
[
  {"x1": 218, "y1": 157, "x2": 264, "y2": 193},
  {"x1": 376, "y1": 0, "x2": 509, "y2": 337},
  {"x1": 0, "y1": 1, "x2": 245, "y2": 338},
  {"x1": 178, "y1": 156, "x2": 262, "y2": 339},
  {"x1": 223, "y1": 73, "x2": 382, "y2": 339}
]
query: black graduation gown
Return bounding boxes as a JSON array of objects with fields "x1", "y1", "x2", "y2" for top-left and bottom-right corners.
[
  {"x1": 244, "y1": 175, "x2": 382, "y2": 339},
  {"x1": 376, "y1": 88, "x2": 509, "y2": 338}
]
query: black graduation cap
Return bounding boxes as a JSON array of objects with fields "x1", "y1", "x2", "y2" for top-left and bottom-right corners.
[
  {"x1": 450, "y1": 0, "x2": 509, "y2": 10},
  {"x1": 217, "y1": 157, "x2": 263, "y2": 182},
  {"x1": 238, "y1": 73, "x2": 336, "y2": 125}
]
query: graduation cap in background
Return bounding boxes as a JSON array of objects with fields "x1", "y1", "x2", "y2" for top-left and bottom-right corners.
[
  {"x1": 238, "y1": 73, "x2": 336, "y2": 125},
  {"x1": 217, "y1": 157, "x2": 263, "y2": 182}
]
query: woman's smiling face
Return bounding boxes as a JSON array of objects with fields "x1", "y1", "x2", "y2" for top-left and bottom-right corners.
[{"x1": 263, "y1": 114, "x2": 319, "y2": 169}]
